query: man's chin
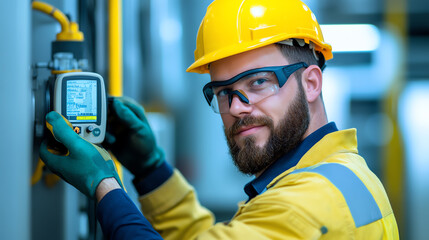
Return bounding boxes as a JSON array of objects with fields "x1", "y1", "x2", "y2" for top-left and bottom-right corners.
[
  {"x1": 234, "y1": 136, "x2": 267, "y2": 150},
  {"x1": 234, "y1": 129, "x2": 270, "y2": 148}
]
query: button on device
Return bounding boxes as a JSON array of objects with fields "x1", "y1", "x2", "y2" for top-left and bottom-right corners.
[
  {"x1": 86, "y1": 125, "x2": 95, "y2": 133},
  {"x1": 86, "y1": 125, "x2": 101, "y2": 136},
  {"x1": 93, "y1": 128, "x2": 101, "y2": 137},
  {"x1": 73, "y1": 126, "x2": 81, "y2": 134}
]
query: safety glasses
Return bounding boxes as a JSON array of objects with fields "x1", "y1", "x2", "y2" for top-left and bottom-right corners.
[{"x1": 203, "y1": 62, "x2": 308, "y2": 114}]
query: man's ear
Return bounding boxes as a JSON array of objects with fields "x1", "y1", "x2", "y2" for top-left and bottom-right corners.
[{"x1": 301, "y1": 65, "x2": 323, "y2": 103}]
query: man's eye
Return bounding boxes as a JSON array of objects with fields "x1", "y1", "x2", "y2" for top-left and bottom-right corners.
[
  {"x1": 251, "y1": 78, "x2": 269, "y2": 87},
  {"x1": 249, "y1": 78, "x2": 271, "y2": 89},
  {"x1": 216, "y1": 88, "x2": 231, "y2": 97}
]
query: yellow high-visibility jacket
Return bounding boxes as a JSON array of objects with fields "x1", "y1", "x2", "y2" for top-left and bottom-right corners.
[{"x1": 138, "y1": 129, "x2": 399, "y2": 239}]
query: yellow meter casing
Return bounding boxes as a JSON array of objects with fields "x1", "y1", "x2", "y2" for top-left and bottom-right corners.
[{"x1": 53, "y1": 72, "x2": 107, "y2": 144}]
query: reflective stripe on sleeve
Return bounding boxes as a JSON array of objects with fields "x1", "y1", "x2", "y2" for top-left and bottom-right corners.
[{"x1": 291, "y1": 163, "x2": 383, "y2": 227}]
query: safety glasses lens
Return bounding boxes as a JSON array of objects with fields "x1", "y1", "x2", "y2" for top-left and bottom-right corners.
[{"x1": 203, "y1": 62, "x2": 308, "y2": 114}]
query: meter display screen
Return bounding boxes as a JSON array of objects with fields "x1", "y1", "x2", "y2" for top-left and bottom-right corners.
[{"x1": 66, "y1": 80, "x2": 98, "y2": 123}]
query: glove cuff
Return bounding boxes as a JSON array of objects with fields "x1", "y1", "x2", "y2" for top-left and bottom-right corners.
[
  {"x1": 133, "y1": 161, "x2": 173, "y2": 195},
  {"x1": 89, "y1": 160, "x2": 124, "y2": 199},
  {"x1": 134, "y1": 146, "x2": 166, "y2": 179}
]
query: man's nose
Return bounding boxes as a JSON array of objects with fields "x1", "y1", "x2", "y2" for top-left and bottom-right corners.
[
  {"x1": 228, "y1": 90, "x2": 252, "y2": 116},
  {"x1": 228, "y1": 90, "x2": 249, "y2": 107}
]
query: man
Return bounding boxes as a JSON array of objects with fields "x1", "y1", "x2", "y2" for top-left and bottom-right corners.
[{"x1": 40, "y1": 0, "x2": 399, "y2": 239}]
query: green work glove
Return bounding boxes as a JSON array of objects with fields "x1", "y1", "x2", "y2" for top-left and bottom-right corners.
[
  {"x1": 39, "y1": 111, "x2": 123, "y2": 198},
  {"x1": 104, "y1": 97, "x2": 164, "y2": 180}
]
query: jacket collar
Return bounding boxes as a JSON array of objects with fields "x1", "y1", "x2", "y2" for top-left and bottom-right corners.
[{"x1": 244, "y1": 122, "x2": 339, "y2": 200}]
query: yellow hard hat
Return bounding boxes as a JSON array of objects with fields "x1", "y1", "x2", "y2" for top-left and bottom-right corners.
[{"x1": 187, "y1": 0, "x2": 333, "y2": 74}]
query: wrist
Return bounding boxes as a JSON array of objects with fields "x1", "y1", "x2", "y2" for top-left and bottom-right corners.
[
  {"x1": 134, "y1": 151, "x2": 165, "y2": 180},
  {"x1": 133, "y1": 161, "x2": 173, "y2": 195},
  {"x1": 96, "y1": 177, "x2": 122, "y2": 203}
]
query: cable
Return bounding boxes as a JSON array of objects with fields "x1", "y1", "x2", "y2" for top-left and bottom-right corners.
[
  {"x1": 94, "y1": 200, "x2": 97, "y2": 240},
  {"x1": 31, "y1": 158, "x2": 45, "y2": 185}
]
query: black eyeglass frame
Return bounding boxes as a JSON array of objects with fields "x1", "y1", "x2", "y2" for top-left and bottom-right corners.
[{"x1": 202, "y1": 62, "x2": 309, "y2": 106}]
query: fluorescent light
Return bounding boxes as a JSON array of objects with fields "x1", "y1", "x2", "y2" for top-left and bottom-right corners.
[
  {"x1": 399, "y1": 81, "x2": 429, "y2": 239},
  {"x1": 320, "y1": 24, "x2": 380, "y2": 52},
  {"x1": 160, "y1": 18, "x2": 182, "y2": 43}
]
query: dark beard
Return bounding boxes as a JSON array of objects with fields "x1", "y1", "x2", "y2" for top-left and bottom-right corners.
[{"x1": 224, "y1": 83, "x2": 310, "y2": 175}]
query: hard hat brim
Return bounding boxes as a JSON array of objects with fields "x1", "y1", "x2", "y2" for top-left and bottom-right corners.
[{"x1": 186, "y1": 34, "x2": 332, "y2": 74}]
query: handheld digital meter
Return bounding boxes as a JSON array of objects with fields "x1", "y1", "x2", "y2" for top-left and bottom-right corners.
[{"x1": 53, "y1": 72, "x2": 107, "y2": 144}]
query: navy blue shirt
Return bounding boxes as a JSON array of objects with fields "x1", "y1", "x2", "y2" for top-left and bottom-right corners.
[
  {"x1": 97, "y1": 161, "x2": 173, "y2": 240},
  {"x1": 97, "y1": 122, "x2": 338, "y2": 239},
  {"x1": 97, "y1": 189, "x2": 163, "y2": 239}
]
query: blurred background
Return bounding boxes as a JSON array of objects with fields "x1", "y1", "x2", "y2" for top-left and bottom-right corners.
[{"x1": 1, "y1": 0, "x2": 428, "y2": 239}]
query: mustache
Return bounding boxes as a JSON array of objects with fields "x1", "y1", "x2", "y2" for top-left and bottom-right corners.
[{"x1": 226, "y1": 115, "x2": 274, "y2": 137}]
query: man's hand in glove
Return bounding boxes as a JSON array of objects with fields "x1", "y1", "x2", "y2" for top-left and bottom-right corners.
[
  {"x1": 39, "y1": 111, "x2": 123, "y2": 199},
  {"x1": 104, "y1": 97, "x2": 165, "y2": 181}
]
